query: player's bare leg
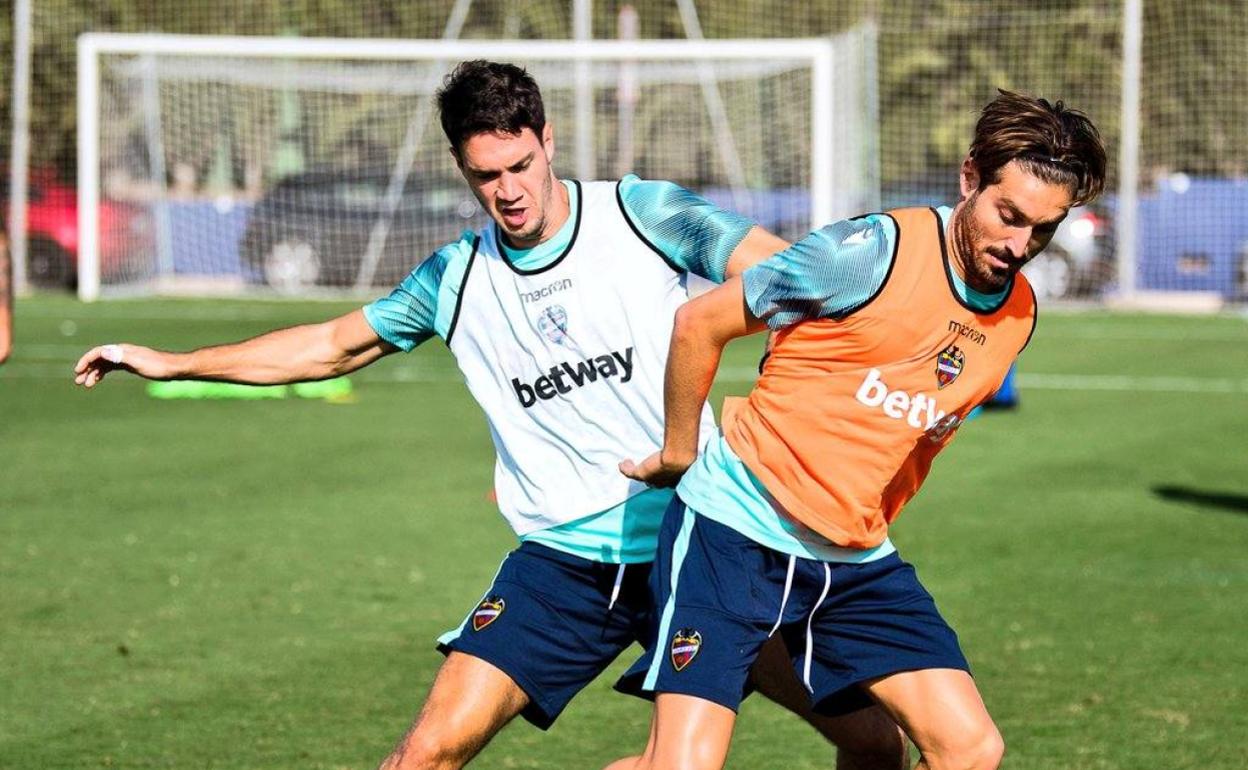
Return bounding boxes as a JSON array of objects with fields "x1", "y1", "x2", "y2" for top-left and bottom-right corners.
[
  {"x1": 750, "y1": 635, "x2": 910, "y2": 770},
  {"x1": 601, "y1": 713, "x2": 656, "y2": 770},
  {"x1": 625, "y1": 693, "x2": 736, "y2": 770},
  {"x1": 378, "y1": 651, "x2": 529, "y2": 770},
  {"x1": 607, "y1": 642, "x2": 906, "y2": 770},
  {"x1": 863, "y1": 668, "x2": 1003, "y2": 770}
]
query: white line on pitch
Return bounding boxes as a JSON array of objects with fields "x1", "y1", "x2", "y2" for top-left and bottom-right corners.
[
  {"x1": 1036, "y1": 326, "x2": 1248, "y2": 342},
  {"x1": 17, "y1": 304, "x2": 350, "y2": 322},
  {"x1": 17, "y1": 307, "x2": 1248, "y2": 341},
  {"x1": 1016, "y1": 373, "x2": 1248, "y2": 394},
  {"x1": 4, "y1": 363, "x2": 1247, "y2": 395}
]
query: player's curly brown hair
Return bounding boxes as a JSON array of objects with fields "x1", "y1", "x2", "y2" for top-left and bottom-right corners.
[
  {"x1": 969, "y1": 89, "x2": 1108, "y2": 206},
  {"x1": 437, "y1": 60, "x2": 547, "y2": 156}
]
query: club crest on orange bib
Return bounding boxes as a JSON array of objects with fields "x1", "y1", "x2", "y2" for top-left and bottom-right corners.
[
  {"x1": 935, "y1": 344, "x2": 964, "y2": 389},
  {"x1": 670, "y1": 628, "x2": 702, "y2": 671},
  {"x1": 472, "y1": 596, "x2": 505, "y2": 631}
]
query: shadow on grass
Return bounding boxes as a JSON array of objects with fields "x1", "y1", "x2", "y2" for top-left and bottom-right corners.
[{"x1": 1153, "y1": 485, "x2": 1248, "y2": 515}]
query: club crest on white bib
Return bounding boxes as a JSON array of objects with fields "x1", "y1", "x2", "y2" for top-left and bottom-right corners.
[{"x1": 537, "y1": 304, "x2": 569, "y2": 345}]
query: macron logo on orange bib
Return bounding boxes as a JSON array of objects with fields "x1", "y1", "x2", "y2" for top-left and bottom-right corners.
[{"x1": 854, "y1": 368, "x2": 963, "y2": 439}]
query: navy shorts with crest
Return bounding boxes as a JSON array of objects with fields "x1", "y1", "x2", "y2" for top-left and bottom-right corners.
[
  {"x1": 616, "y1": 498, "x2": 970, "y2": 715},
  {"x1": 437, "y1": 541, "x2": 653, "y2": 729}
]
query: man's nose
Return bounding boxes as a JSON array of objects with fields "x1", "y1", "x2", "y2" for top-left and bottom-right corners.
[
  {"x1": 496, "y1": 173, "x2": 521, "y2": 202},
  {"x1": 1006, "y1": 228, "x2": 1031, "y2": 259}
]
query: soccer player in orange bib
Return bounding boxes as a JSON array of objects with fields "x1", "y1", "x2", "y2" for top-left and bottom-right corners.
[{"x1": 614, "y1": 91, "x2": 1107, "y2": 770}]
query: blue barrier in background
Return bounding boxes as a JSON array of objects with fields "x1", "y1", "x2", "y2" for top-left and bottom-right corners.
[
  {"x1": 153, "y1": 180, "x2": 1248, "y2": 299},
  {"x1": 1136, "y1": 177, "x2": 1248, "y2": 297},
  {"x1": 165, "y1": 200, "x2": 253, "y2": 276}
]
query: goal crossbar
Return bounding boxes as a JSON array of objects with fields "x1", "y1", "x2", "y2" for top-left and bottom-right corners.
[{"x1": 78, "y1": 33, "x2": 858, "y2": 300}]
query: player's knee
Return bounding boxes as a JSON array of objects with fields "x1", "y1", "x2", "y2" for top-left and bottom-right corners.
[
  {"x1": 959, "y1": 723, "x2": 1005, "y2": 770},
  {"x1": 924, "y1": 720, "x2": 1004, "y2": 770},
  {"x1": 383, "y1": 719, "x2": 480, "y2": 770},
  {"x1": 380, "y1": 737, "x2": 461, "y2": 770}
]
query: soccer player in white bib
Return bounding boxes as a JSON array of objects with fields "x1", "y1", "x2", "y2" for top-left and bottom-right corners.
[{"x1": 74, "y1": 61, "x2": 906, "y2": 770}]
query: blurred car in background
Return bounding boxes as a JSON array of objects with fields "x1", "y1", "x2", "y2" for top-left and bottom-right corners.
[
  {"x1": 1023, "y1": 205, "x2": 1112, "y2": 300},
  {"x1": 1, "y1": 169, "x2": 150, "y2": 289},
  {"x1": 238, "y1": 167, "x2": 483, "y2": 293}
]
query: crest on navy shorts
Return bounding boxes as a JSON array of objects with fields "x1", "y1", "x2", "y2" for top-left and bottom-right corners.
[
  {"x1": 935, "y1": 344, "x2": 964, "y2": 389},
  {"x1": 537, "y1": 304, "x2": 569, "y2": 345},
  {"x1": 472, "y1": 596, "x2": 505, "y2": 631},
  {"x1": 670, "y1": 628, "x2": 702, "y2": 672}
]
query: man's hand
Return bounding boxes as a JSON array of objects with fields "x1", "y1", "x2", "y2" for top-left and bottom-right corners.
[
  {"x1": 74, "y1": 343, "x2": 179, "y2": 388},
  {"x1": 619, "y1": 449, "x2": 697, "y2": 489}
]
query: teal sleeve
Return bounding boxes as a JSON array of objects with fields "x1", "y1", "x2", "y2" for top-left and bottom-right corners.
[
  {"x1": 617, "y1": 174, "x2": 754, "y2": 283},
  {"x1": 743, "y1": 213, "x2": 896, "y2": 329},
  {"x1": 362, "y1": 234, "x2": 473, "y2": 351}
]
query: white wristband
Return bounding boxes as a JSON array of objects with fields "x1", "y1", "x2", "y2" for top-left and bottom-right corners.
[{"x1": 101, "y1": 344, "x2": 125, "y2": 364}]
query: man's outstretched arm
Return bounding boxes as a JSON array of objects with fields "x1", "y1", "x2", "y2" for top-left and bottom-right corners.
[
  {"x1": 619, "y1": 275, "x2": 767, "y2": 487},
  {"x1": 73, "y1": 309, "x2": 395, "y2": 388}
]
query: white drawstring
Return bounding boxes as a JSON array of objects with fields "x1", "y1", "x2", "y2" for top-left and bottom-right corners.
[
  {"x1": 802, "y1": 562, "x2": 833, "y2": 693},
  {"x1": 768, "y1": 555, "x2": 797, "y2": 637},
  {"x1": 608, "y1": 563, "x2": 626, "y2": 611}
]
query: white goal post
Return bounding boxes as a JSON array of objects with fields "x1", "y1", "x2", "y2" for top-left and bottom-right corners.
[{"x1": 78, "y1": 32, "x2": 878, "y2": 300}]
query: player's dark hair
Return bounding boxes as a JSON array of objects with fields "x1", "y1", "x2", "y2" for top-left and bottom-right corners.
[
  {"x1": 437, "y1": 60, "x2": 547, "y2": 156},
  {"x1": 969, "y1": 89, "x2": 1108, "y2": 206}
]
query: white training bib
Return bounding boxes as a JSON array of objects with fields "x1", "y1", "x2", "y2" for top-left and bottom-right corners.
[{"x1": 447, "y1": 180, "x2": 717, "y2": 534}]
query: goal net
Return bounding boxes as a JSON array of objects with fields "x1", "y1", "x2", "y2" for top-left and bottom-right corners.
[{"x1": 77, "y1": 31, "x2": 878, "y2": 300}]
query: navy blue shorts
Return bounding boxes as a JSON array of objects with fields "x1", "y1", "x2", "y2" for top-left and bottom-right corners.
[
  {"x1": 437, "y1": 541, "x2": 653, "y2": 729},
  {"x1": 617, "y1": 499, "x2": 969, "y2": 716}
]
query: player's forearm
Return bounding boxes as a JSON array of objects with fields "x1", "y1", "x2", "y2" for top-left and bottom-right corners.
[
  {"x1": 663, "y1": 278, "x2": 769, "y2": 462},
  {"x1": 76, "y1": 310, "x2": 388, "y2": 389},
  {"x1": 661, "y1": 306, "x2": 726, "y2": 464},
  {"x1": 178, "y1": 322, "x2": 349, "y2": 384}
]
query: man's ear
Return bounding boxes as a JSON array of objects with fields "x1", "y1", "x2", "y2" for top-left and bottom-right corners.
[
  {"x1": 541, "y1": 123, "x2": 555, "y2": 163},
  {"x1": 959, "y1": 156, "x2": 980, "y2": 200}
]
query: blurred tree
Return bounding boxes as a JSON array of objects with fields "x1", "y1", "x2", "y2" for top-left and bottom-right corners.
[{"x1": 1, "y1": 0, "x2": 1244, "y2": 189}]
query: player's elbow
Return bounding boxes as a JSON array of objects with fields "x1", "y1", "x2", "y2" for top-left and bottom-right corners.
[
  {"x1": 674, "y1": 287, "x2": 753, "y2": 350},
  {"x1": 671, "y1": 301, "x2": 710, "y2": 350}
]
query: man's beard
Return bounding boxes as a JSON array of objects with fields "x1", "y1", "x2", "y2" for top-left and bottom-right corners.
[
  {"x1": 514, "y1": 212, "x2": 546, "y2": 242},
  {"x1": 952, "y1": 194, "x2": 1009, "y2": 292}
]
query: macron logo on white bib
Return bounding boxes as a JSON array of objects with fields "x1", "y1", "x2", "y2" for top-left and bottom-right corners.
[{"x1": 855, "y1": 368, "x2": 961, "y2": 438}]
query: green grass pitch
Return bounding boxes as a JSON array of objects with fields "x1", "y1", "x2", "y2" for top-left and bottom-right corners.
[{"x1": 2, "y1": 296, "x2": 1246, "y2": 769}]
